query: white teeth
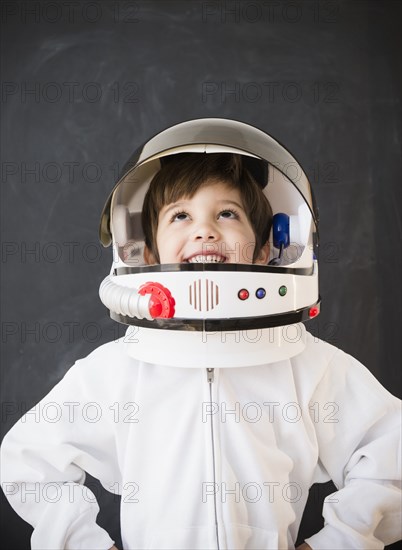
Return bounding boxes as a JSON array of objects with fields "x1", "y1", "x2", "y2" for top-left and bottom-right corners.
[{"x1": 187, "y1": 255, "x2": 225, "y2": 263}]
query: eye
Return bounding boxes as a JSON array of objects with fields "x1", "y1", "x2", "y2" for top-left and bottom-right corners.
[
  {"x1": 219, "y1": 209, "x2": 239, "y2": 219},
  {"x1": 170, "y1": 210, "x2": 190, "y2": 222}
]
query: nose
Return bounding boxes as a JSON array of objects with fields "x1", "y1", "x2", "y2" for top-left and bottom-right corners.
[{"x1": 192, "y1": 221, "x2": 220, "y2": 241}]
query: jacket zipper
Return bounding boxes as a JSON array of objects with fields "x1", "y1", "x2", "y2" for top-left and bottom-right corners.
[{"x1": 206, "y1": 367, "x2": 220, "y2": 549}]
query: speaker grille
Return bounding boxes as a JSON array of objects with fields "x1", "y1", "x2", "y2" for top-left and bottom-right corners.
[{"x1": 189, "y1": 279, "x2": 219, "y2": 311}]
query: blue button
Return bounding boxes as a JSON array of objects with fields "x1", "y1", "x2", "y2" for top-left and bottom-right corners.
[{"x1": 256, "y1": 288, "x2": 266, "y2": 299}]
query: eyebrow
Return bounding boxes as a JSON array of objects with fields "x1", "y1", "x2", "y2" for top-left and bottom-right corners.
[
  {"x1": 161, "y1": 202, "x2": 187, "y2": 218},
  {"x1": 161, "y1": 199, "x2": 244, "y2": 218},
  {"x1": 216, "y1": 199, "x2": 244, "y2": 210}
]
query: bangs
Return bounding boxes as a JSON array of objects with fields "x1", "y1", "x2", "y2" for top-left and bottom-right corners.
[{"x1": 155, "y1": 153, "x2": 243, "y2": 208}]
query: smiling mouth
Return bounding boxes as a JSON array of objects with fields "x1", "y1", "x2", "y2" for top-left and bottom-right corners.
[{"x1": 185, "y1": 254, "x2": 227, "y2": 264}]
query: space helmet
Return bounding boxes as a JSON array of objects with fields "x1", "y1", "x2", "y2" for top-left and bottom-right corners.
[{"x1": 98, "y1": 118, "x2": 320, "y2": 368}]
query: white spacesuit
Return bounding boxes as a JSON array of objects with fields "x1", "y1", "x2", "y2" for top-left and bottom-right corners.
[{"x1": 1, "y1": 119, "x2": 401, "y2": 550}]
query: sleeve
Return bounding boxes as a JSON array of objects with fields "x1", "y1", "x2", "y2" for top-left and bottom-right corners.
[
  {"x1": 305, "y1": 348, "x2": 402, "y2": 549},
  {"x1": 0, "y1": 359, "x2": 118, "y2": 550}
]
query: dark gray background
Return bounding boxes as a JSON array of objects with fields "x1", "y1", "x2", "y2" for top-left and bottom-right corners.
[{"x1": 1, "y1": 0, "x2": 401, "y2": 548}]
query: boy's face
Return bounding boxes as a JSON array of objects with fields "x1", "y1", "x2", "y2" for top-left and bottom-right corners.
[{"x1": 144, "y1": 180, "x2": 269, "y2": 265}]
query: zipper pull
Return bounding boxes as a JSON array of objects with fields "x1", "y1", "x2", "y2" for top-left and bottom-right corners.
[{"x1": 206, "y1": 368, "x2": 214, "y2": 383}]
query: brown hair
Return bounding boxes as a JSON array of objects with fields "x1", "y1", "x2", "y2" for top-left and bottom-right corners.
[{"x1": 141, "y1": 153, "x2": 273, "y2": 263}]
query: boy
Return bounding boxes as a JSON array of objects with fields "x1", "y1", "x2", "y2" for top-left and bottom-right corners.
[{"x1": 1, "y1": 120, "x2": 401, "y2": 550}]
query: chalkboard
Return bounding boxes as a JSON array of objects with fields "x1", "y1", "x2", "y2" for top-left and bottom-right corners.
[{"x1": 1, "y1": 1, "x2": 400, "y2": 548}]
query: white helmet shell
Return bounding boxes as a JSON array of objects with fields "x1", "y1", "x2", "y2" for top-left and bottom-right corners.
[{"x1": 98, "y1": 118, "x2": 320, "y2": 367}]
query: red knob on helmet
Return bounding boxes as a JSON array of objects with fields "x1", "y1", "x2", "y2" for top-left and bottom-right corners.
[{"x1": 138, "y1": 282, "x2": 176, "y2": 319}]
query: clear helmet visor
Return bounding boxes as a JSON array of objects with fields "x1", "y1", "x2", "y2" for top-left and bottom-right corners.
[{"x1": 99, "y1": 119, "x2": 319, "y2": 270}]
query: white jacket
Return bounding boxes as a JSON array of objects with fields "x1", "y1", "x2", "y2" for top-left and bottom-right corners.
[{"x1": 1, "y1": 331, "x2": 401, "y2": 550}]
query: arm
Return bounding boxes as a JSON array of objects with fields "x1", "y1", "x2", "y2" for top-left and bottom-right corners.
[
  {"x1": 305, "y1": 348, "x2": 401, "y2": 549},
  {"x1": 1, "y1": 359, "x2": 117, "y2": 550}
]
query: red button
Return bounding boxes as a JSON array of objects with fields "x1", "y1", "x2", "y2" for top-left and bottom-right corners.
[
  {"x1": 238, "y1": 289, "x2": 249, "y2": 300},
  {"x1": 309, "y1": 306, "x2": 319, "y2": 318}
]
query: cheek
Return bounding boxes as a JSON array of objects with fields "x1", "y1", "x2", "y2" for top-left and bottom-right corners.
[
  {"x1": 155, "y1": 231, "x2": 162, "y2": 251},
  {"x1": 235, "y1": 227, "x2": 256, "y2": 246},
  {"x1": 157, "y1": 227, "x2": 183, "y2": 252}
]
